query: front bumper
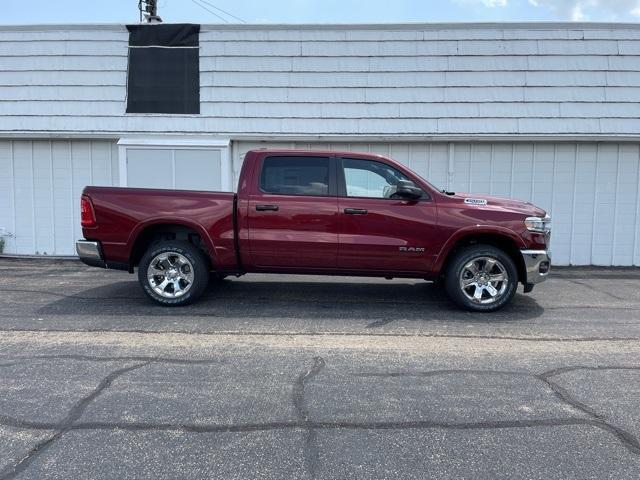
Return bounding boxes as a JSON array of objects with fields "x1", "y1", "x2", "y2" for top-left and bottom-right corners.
[
  {"x1": 76, "y1": 240, "x2": 106, "y2": 268},
  {"x1": 520, "y1": 249, "x2": 551, "y2": 285}
]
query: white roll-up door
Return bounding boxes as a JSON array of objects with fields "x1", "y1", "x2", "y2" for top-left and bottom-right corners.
[{"x1": 233, "y1": 141, "x2": 640, "y2": 267}]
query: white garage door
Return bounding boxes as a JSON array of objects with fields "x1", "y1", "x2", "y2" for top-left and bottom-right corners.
[
  {"x1": 0, "y1": 139, "x2": 118, "y2": 256},
  {"x1": 234, "y1": 141, "x2": 640, "y2": 267}
]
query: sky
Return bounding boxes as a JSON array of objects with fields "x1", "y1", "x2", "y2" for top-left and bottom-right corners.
[{"x1": 2, "y1": 0, "x2": 640, "y2": 24}]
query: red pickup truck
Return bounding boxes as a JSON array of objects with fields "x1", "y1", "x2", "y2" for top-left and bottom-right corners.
[{"x1": 77, "y1": 149, "x2": 550, "y2": 312}]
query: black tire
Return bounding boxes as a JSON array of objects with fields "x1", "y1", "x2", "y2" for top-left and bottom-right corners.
[
  {"x1": 444, "y1": 244, "x2": 518, "y2": 312},
  {"x1": 138, "y1": 241, "x2": 209, "y2": 306}
]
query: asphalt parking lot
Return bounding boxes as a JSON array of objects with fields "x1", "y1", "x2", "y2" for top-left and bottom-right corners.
[{"x1": 1, "y1": 258, "x2": 640, "y2": 479}]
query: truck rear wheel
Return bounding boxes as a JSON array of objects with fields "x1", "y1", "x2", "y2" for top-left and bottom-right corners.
[
  {"x1": 444, "y1": 244, "x2": 517, "y2": 312},
  {"x1": 138, "y1": 241, "x2": 209, "y2": 306}
]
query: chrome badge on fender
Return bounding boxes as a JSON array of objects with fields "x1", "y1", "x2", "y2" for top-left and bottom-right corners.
[
  {"x1": 464, "y1": 198, "x2": 488, "y2": 205},
  {"x1": 399, "y1": 246, "x2": 425, "y2": 253}
]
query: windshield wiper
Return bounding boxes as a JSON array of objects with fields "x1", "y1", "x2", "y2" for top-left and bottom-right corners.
[{"x1": 440, "y1": 189, "x2": 455, "y2": 196}]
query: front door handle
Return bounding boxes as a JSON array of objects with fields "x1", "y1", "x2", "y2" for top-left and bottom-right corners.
[
  {"x1": 256, "y1": 204, "x2": 279, "y2": 212},
  {"x1": 344, "y1": 208, "x2": 368, "y2": 215}
]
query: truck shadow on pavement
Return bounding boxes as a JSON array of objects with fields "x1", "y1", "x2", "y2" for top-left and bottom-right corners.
[{"x1": 35, "y1": 277, "x2": 545, "y2": 325}]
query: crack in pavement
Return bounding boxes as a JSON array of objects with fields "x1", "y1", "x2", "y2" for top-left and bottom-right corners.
[
  {"x1": 293, "y1": 356, "x2": 326, "y2": 480},
  {"x1": 352, "y1": 365, "x2": 640, "y2": 455},
  {"x1": 1, "y1": 353, "x2": 228, "y2": 366},
  {"x1": 0, "y1": 359, "x2": 639, "y2": 478},
  {"x1": 0, "y1": 362, "x2": 150, "y2": 480},
  {"x1": 536, "y1": 366, "x2": 640, "y2": 455},
  {"x1": 564, "y1": 279, "x2": 628, "y2": 302}
]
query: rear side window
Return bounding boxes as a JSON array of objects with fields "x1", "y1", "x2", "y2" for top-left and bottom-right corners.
[{"x1": 260, "y1": 156, "x2": 331, "y2": 196}]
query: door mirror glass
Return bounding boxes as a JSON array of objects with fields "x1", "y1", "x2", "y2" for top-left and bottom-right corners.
[{"x1": 394, "y1": 180, "x2": 423, "y2": 200}]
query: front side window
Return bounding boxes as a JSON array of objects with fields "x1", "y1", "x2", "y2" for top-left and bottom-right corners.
[
  {"x1": 343, "y1": 158, "x2": 414, "y2": 199},
  {"x1": 260, "y1": 156, "x2": 330, "y2": 196}
]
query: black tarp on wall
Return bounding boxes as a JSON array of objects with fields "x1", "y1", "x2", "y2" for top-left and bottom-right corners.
[{"x1": 126, "y1": 24, "x2": 200, "y2": 114}]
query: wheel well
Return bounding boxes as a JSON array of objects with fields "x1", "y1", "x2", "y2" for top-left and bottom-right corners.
[
  {"x1": 441, "y1": 234, "x2": 525, "y2": 284},
  {"x1": 129, "y1": 224, "x2": 212, "y2": 268}
]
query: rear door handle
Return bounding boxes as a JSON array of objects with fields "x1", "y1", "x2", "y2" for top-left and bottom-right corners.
[
  {"x1": 256, "y1": 204, "x2": 279, "y2": 212},
  {"x1": 344, "y1": 208, "x2": 368, "y2": 215}
]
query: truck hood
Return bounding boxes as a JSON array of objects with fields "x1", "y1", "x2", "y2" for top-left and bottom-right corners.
[{"x1": 448, "y1": 192, "x2": 546, "y2": 217}]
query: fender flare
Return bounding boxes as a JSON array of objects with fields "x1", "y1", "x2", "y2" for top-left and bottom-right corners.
[
  {"x1": 433, "y1": 225, "x2": 526, "y2": 273},
  {"x1": 127, "y1": 217, "x2": 218, "y2": 266}
]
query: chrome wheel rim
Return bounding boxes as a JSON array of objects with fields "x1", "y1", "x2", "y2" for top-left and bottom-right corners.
[
  {"x1": 147, "y1": 252, "x2": 195, "y2": 298},
  {"x1": 459, "y1": 256, "x2": 509, "y2": 305}
]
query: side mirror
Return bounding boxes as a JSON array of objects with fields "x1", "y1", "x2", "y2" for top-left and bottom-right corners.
[{"x1": 395, "y1": 180, "x2": 423, "y2": 200}]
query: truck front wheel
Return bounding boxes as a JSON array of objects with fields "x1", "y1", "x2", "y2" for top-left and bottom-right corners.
[
  {"x1": 138, "y1": 241, "x2": 209, "y2": 306},
  {"x1": 444, "y1": 244, "x2": 518, "y2": 312}
]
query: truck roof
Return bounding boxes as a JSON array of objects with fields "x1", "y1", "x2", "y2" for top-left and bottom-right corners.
[{"x1": 246, "y1": 149, "x2": 389, "y2": 160}]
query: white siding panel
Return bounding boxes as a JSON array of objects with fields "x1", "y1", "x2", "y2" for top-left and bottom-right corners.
[
  {"x1": 0, "y1": 85, "x2": 125, "y2": 101},
  {"x1": 438, "y1": 118, "x2": 518, "y2": 134},
  {"x1": 511, "y1": 144, "x2": 534, "y2": 201},
  {"x1": 456, "y1": 40, "x2": 538, "y2": 55},
  {"x1": 0, "y1": 30, "x2": 126, "y2": 42},
  {"x1": 1, "y1": 55, "x2": 127, "y2": 71},
  {"x1": 443, "y1": 87, "x2": 524, "y2": 102},
  {"x1": 0, "y1": 141, "x2": 16, "y2": 254},
  {"x1": 606, "y1": 71, "x2": 640, "y2": 86},
  {"x1": 201, "y1": 41, "x2": 301, "y2": 57},
  {"x1": 537, "y1": 40, "x2": 618, "y2": 55},
  {"x1": 608, "y1": 56, "x2": 640, "y2": 71},
  {"x1": 524, "y1": 86, "x2": 605, "y2": 102},
  {"x1": 583, "y1": 29, "x2": 640, "y2": 40},
  {"x1": 234, "y1": 140, "x2": 640, "y2": 266},
  {"x1": 0, "y1": 139, "x2": 117, "y2": 256},
  {"x1": 502, "y1": 29, "x2": 583, "y2": 40},
  {"x1": 570, "y1": 144, "x2": 597, "y2": 266},
  {"x1": 52, "y1": 141, "x2": 74, "y2": 255},
  {"x1": 451, "y1": 144, "x2": 472, "y2": 193},
  {"x1": 600, "y1": 119, "x2": 640, "y2": 134},
  {"x1": 365, "y1": 88, "x2": 444, "y2": 103},
  {"x1": 527, "y1": 55, "x2": 610, "y2": 70},
  {"x1": 490, "y1": 144, "x2": 513, "y2": 198},
  {"x1": 3, "y1": 101, "x2": 124, "y2": 116},
  {"x1": 0, "y1": 40, "x2": 126, "y2": 56},
  {"x1": 560, "y1": 103, "x2": 640, "y2": 118},
  {"x1": 0, "y1": 71, "x2": 125, "y2": 86},
  {"x1": 550, "y1": 145, "x2": 576, "y2": 262},
  {"x1": 447, "y1": 56, "x2": 528, "y2": 71},
  {"x1": 518, "y1": 118, "x2": 601, "y2": 134},
  {"x1": 525, "y1": 71, "x2": 606, "y2": 86},
  {"x1": 32, "y1": 141, "x2": 55, "y2": 255},
  {"x1": 613, "y1": 144, "x2": 640, "y2": 265},
  {"x1": 605, "y1": 87, "x2": 640, "y2": 101},
  {"x1": 592, "y1": 145, "x2": 618, "y2": 265},
  {"x1": 618, "y1": 41, "x2": 640, "y2": 55}
]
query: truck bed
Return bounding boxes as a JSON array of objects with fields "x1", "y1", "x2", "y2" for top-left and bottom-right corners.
[{"x1": 82, "y1": 186, "x2": 238, "y2": 270}]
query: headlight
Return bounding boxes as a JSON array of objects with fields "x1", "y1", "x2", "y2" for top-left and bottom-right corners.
[{"x1": 524, "y1": 214, "x2": 551, "y2": 233}]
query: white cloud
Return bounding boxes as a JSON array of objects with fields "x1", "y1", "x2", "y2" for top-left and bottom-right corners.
[{"x1": 529, "y1": 0, "x2": 640, "y2": 20}]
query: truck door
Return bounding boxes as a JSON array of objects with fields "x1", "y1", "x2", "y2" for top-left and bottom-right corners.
[
  {"x1": 247, "y1": 154, "x2": 339, "y2": 269},
  {"x1": 337, "y1": 157, "x2": 438, "y2": 273}
]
